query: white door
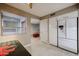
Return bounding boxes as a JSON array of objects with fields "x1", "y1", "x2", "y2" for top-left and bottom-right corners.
[
  {"x1": 40, "y1": 19, "x2": 48, "y2": 43},
  {"x1": 49, "y1": 17, "x2": 57, "y2": 46}
]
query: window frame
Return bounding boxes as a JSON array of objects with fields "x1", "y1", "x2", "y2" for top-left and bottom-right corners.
[{"x1": 1, "y1": 12, "x2": 27, "y2": 36}]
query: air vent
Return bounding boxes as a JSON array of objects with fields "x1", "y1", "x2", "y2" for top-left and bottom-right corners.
[{"x1": 50, "y1": 13, "x2": 55, "y2": 16}]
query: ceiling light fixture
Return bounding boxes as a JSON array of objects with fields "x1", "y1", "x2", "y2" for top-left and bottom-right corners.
[{"x1": 27, "y1": 3, "x2": 32, "y2": 9}]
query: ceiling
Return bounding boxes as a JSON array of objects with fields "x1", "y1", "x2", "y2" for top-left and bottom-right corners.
[
  {"x1": 31, "y1": 18, "x2": 40, "y2": 24},
  {"x1": 7, "y1": 3, "x2": 75, "y2": 17}
]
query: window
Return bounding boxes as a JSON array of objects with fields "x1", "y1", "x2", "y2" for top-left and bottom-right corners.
[{"x1": 2, "y1": 15, "x2": 26, "y2": 35}]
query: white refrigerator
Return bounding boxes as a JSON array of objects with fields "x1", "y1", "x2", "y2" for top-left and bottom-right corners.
[{"x1": 58, "y1": 17, "x2": 78, "y2": 53}]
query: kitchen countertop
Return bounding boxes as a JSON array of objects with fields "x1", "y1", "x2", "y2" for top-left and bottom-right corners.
[{"x1": 0, "y1": 40, "x2": 31, "y2": 56}]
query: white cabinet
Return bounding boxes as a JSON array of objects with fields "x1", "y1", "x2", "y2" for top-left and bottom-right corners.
[
  {"x1": 49, "y1": 17, "x2": 57, "y2": 46},
  {"x1": 40, "y1": 19, "x2": 48, "y2": 43},
  {"x1": 40, "y1": 11, "x2": 78, "y2": 53}
]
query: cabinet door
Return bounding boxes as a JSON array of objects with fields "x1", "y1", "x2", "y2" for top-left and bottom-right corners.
[
  {"x1": 40, "y1": 19, "x2": 48, "y2": 43},
  {"x1": 49, "y1": 17, "x2": 57, "y2": 46}
]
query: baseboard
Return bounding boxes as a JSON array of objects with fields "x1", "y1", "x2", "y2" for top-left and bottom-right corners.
[{"x1": 24, "y1": 43, "x2": 31, "y2": 48}]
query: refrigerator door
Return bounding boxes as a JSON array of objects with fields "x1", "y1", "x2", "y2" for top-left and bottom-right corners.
[
  {"x1": 58, "y1": 18, "x2": 66, "y2": 39},
  {"x1": 49, "y1": 17, "x2": 57, "y2": 46},
  {"x1": 66, "y1": 17, "x2": 77, "y2": 40},
  {"x1": 66, "y1": 17, "x2": 77, "y2": 53}
]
